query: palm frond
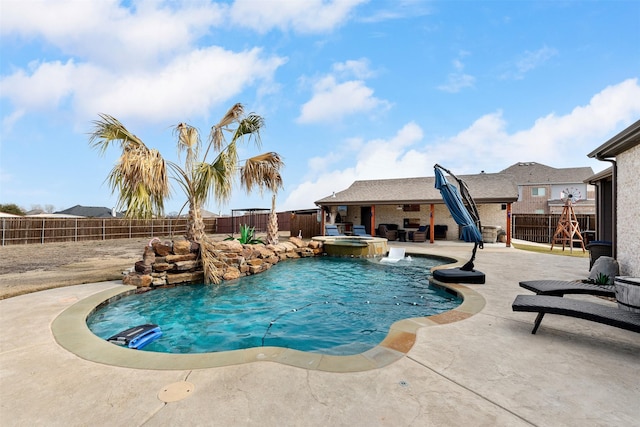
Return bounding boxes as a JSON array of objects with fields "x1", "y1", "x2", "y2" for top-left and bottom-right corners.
[
  {"x1": 240, "y1": 152, "x2": 284, "y2": 194},
  {"x1": 88, "y1": 113, "x2": 146, "y2": 155},
  {"x1": 231, "y1": 114, "x2": 264, "y2": 148},
  {"x1": 108, "y1": 148, "x2": 169, "y2": 219},
  {"x1": 193, "y1": 154, "x2": 235, "y2": 204},
  {"x1": 207, "y1": 103, "x2": 244, "y2": 156},
  {"x1": 174, "y1": 123, "x2": 201, "y2": 173}
]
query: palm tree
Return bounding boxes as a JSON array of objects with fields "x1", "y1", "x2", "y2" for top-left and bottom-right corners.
[{"x1": 89, "y1": 103, "x2": 284, "y2": 283}]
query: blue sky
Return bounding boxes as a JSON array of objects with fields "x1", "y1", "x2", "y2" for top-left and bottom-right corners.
[{"x1": 1, "y1": 0, "x2": 639, "y2": 216}]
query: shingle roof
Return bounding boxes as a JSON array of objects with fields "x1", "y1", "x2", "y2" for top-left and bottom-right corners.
[
  {"x1": 588, "y1": 119, "x2": 640, "y2": 158},
  {"x1": 55, "y1": 205, "x2": 123, "y2": 218},
  {"x1": 315, "y1": 173, "x2": 518, "y2": 206},
  {"x1": 500, "y1": 162, "x2": 594, "y2": 185}
]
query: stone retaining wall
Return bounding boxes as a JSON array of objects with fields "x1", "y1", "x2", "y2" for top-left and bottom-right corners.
[{"x1": 123, "y1": 236, "x2": 323, "y2": 290}]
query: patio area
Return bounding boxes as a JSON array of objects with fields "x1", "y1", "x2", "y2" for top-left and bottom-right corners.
[{"x1": 1, "y1": 240, "x2": 638, "y2": 426}]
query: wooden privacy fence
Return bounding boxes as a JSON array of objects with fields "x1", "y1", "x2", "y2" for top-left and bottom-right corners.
[
  {"x1": 0, "y1": 217, "x2": 218, "y2": 246},
  {"x1": 511, "y1": 214, "x2": 595, "y2": 244},
  {"x1": 290, "y1": 212, "x2": 322, "y2": 239},
  {"x1": 0, "y1": 212, "x2": 299, "y2": 246},
  {"x1": 216, "y1": 212, "x2": 291, "y2": 236}
]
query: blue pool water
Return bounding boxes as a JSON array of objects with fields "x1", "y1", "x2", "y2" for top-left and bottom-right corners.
[{"x1": 87, "y1": 256, "x2": 461, "y2": 355}]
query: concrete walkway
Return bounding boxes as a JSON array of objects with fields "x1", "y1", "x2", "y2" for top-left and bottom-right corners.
[{"x1": 1, "y1": 241, "x2": 638, "y2": 426}]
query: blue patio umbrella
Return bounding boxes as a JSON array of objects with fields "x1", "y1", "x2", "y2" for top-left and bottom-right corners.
[{"x1": 434, "y1": 164, "x2": 484, "y2": 270}]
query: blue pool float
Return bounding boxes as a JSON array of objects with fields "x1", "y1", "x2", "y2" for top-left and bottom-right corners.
[{"x1": 107, "y1": 324, "x2": 162, "y2": 349}]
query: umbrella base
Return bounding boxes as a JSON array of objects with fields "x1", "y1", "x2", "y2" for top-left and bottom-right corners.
[{"x1": 433, "y1": 268, "x2": 485, "y2": 284}]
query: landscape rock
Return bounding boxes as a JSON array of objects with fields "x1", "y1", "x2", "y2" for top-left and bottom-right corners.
[
  {"x1": 143, "y1": 246, "x2": 156, "y2": 265},
  {"x1": 152, "y1": 241, "x2": 172, "y2": 256},
  {"x1": 589, "y1": 256, "x2": 619, "y2": 284},
  {"x1": 134, "y1": 260, "x2": 152, "y2": 274},
  {"x1": 288, "y1": 237, "x2": 306, "y2": 248},
  {"x1": 127, "y1": 235, "x2": 327, "y2": 288},
  {"x1": 172, "y1": 238, "x2": 192, "y2": 255}
]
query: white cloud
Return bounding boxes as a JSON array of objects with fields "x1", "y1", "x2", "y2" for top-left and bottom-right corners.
[
  {"x1": 298, "y1": 78, "x2": 389, "y2": 123},
  {"x1": 297, "y1": 59, "x2": 390, "y2": 124},
  {"x1": 0, "y1": 46, "x2": 286, "y2": 123},
  {"x1": 1, "y1": 0, "x2": 225, "y2": 70},
  {"x1": 0, "y1": 1, "x2": 289, "y2": 125},
  {"x1": 437, "y1": 54, "x2": 475, "y2": 93},
  {"x1": 283, "y1": 78, "x2": 640, "y2": 209},
  {"x1": 229, "y1": 0, "x2": 366, "y2": 34},
  {"x1": 281, "y1": 122, "x2": 425, "y2": 209},
  {"x1": 332, "y1": 58, "x2": 375, "y2": 79},
  {"x1": 501, "y1": 46, "x2": 558, "y2": 80}
]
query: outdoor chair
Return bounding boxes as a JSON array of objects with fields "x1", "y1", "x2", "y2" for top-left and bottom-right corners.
[
  {"x1": 512, "y1": 294, "x2": 640, "y2": 334},
  {"x1": 377, "y1": 224, "x2": 398, "y2": 241},
  {"x1": 380, "y1": 247, "x2": 405, "y2": 263},
  {"x1": 519, "y1": 279, "x2": 615, "y2": 298},
  {"x1": 411, "y1": 225, "x2": 428, "y2": 242},
  {"x1": 352, "y1": 225, "x2": 371, "y2": 237},
  {"x1": 325, "y1": 224, "x2": 344, "y2": 236}
]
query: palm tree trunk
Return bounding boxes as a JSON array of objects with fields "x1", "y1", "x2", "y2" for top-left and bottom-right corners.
[
  {"x1": 266, "y1": 194, "x2": 279, "y2": 245},
  {"x1": 186, "y1": 202, "x2": 206, "y2": 242}
]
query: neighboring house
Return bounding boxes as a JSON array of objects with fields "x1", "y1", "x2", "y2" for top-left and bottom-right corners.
[
  {"x1": 500, "y1": 162, "x2": 595, "y2": 215},
  {"x1": 587, "y1": 119, "x2": 640, "y2": 277},
  {"x1": 315, "y1": 172, "x2": 518, "y2": 244},
  {"x1": 55, "y1": 205, "x2": 123, "y2": 218}
]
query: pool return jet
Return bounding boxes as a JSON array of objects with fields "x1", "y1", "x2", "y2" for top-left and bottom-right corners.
[{"x1": 431, "y1": 164, "x2": 486, "y2": 284}]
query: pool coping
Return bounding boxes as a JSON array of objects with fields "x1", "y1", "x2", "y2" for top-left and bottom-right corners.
[{"x1": 52, "y1": 253, "x2": 486, "y2": 373}]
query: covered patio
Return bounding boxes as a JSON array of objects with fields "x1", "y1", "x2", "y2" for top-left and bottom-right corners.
[{"x1": 315, "y1": 172, "x2": 518, "y2": 246}]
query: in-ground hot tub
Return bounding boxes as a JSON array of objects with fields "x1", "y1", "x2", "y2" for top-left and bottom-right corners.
[{"x1": 312, "y1": 235, "x2": 388, "y2": 257}]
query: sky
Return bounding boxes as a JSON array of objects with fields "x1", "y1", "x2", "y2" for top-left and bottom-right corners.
[{"x1": 1, "y1": 0, "x2": 639, "y2": 216}]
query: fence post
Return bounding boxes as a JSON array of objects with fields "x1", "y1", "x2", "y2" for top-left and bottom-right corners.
[
  {"x1": 2, "y1": 218, "x2": 4, "y2": 246},
  {"x1": 75, "y1": 218, "x2": 78, "y2": 242},
  {"x1": 41, "y1": 218, "x2": 45, "y2": 244}
]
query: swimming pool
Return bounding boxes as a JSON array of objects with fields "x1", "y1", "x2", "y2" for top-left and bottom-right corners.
[{"x1": 87, "y1": 256, "x2": 461, "y2": 356}]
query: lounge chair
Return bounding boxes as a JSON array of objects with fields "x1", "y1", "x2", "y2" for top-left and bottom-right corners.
[
  {"x1": 377, "y1": 224, "x2": 398, "y2": 241},
  {"x1": 519, "y1": 280, "x2": 615, "y2": 298},
  {"x1": 325, "y1": 224, "x2": 344, "y2": 236},
  {"x1": 512, "y1": 294, "x2": 640, "y2": 334},
  {"x1": 411, "y1": 225, "x2": 428, "y2": 242},
  {"x1": 352, "y1": 225, "x2": 371, "y2": 237},
  {"x1": 380, "y1": 247, "x2": 405, "y2": 263}
]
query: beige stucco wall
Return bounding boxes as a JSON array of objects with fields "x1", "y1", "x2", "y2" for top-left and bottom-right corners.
[{"x1": 616, "y1": 143, "x2": 640, "y2": 277}]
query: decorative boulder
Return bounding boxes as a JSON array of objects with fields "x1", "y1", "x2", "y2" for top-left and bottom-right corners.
[{"x1": 588, "y1": 256, "x2": 619, "y2": 285}]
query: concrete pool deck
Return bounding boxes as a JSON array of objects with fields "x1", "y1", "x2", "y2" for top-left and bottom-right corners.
[{"x1": 1, "y1": 240, "x2": 639, "y2": 426}]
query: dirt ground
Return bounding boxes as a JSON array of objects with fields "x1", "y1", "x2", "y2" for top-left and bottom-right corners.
[{"x1": 0, "y1": 238, "x2": 153, "y2": 300}]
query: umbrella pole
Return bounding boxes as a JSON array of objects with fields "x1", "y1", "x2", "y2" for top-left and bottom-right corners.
[{"x1": 461, "y1": 242, "x2": 478, "y2": 271}]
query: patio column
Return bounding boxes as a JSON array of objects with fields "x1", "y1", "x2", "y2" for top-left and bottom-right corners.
[
  {"x1": 370, "y1": 205, "x2": 376, "y2": 236},
  {"x1": 506, "y1": 203, "x2": 512, "y2": 247},
  {"x1": 429, "y1": 204, "x2": 435, "y2": 244}
]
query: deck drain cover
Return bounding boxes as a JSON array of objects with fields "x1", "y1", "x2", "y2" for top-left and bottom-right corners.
[{"x1": 158, "y1": 381, "x2": 195, "y2": 402}]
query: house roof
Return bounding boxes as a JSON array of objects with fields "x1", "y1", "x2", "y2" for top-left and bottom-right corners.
[
  {"x1": 500, "y1": 162, "x2": 594, "y2": 185},
  {"x1": 586, "y1": 166, "x2": 613, "y2": 183},
  {"x1": 315, "y1": 173, "x2": 518, "y2": 206},
  {"x1": 55, "y1": 205, "x2": 123, "y2": 218},
  {"x1": 588, "y1": 119, "x2": 640, "y2": 159}
]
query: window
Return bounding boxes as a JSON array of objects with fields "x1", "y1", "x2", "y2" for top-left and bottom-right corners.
[{"x1": 531, "y1": 187, "x2": 546, "y2": 196}]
